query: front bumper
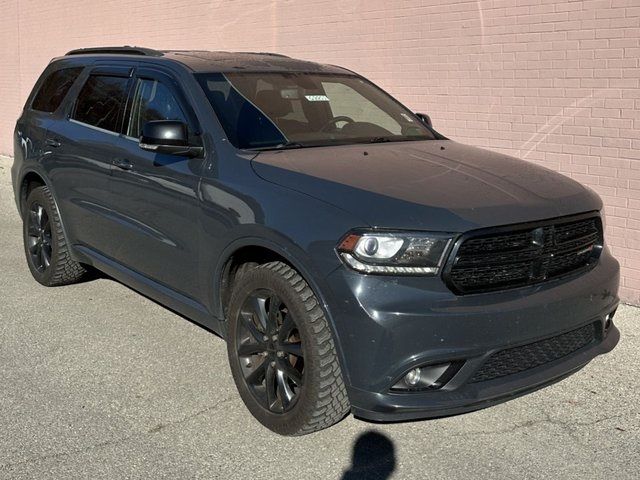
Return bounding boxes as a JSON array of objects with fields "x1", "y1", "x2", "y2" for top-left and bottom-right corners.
[{"x1": 324, "y1": 250, "x2": 620, "y2": 422}]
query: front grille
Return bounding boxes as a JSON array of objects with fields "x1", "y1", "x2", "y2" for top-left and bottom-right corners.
[
  {"x1": 470, "y1": 322, "x2": 599, "y2": 383},
  {"x1": 445, "y1": 214, "x2": 603, "y2": 294}
]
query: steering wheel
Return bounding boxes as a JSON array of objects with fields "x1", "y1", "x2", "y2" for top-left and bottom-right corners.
[{"x1": 320, "y1": 116, "x2": 355, "y2": 132}]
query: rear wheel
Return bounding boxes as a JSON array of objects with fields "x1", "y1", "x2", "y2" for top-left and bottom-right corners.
[
  {"x1": 226, "y1": 261, "x2": 350, "y2": 435},
  {"x1": 23, "y1": 186, "x2": 87, "y2": 286}
]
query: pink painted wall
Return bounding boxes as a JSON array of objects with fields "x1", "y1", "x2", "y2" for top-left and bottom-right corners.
[{"x1": 1, "y1": 0, "x2": 639, "y2": 304}]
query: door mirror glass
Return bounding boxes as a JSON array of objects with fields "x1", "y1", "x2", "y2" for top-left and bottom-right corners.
[
  {"x1": 415, "y1": 112, "x2": 432, "y2": 127},
  {"x1": 139, "y1": 120, "x2": 203, "y2": 157}
]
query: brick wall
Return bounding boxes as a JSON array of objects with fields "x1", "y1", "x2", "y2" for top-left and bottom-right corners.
[{"x1": 0, "y1": 0, "x2": 638, "y2": 304}]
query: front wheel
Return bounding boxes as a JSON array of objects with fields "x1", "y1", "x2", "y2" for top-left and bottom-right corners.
[{"x1": 226, "y1": 261, "x2": 350, "y2": 435}]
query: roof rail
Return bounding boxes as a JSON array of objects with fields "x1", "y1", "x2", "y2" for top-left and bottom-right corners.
[
  {"x1": 239, "y1": 51, "x2": 291, "y2": 58},
  {"x1": 65, "y1": 46, "x2": 164, "y2": 57}
]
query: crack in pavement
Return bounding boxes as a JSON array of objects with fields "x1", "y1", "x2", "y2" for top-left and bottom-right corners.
[
  {"x1": 445, "y1": 411, "x2": 632, "y2": 442},
  {"x1": 0, "y1": 396, "x2": 235, "y2": 472}
]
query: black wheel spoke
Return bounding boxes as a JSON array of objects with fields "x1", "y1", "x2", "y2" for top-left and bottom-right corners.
[
  {"x1": 37, "y1": 247, "x2": 45, "y2": 270},
  {"x1": 27, "y1": 236, "x2": 39, "y2": 253},
  {"x1": 266, "y1": 294, "x2": 280, "y2": 333},
  {"x1": 265, "y1": 362, "x2": 278, "y2": 410},
  {"x1": 41, "y1": 247, "x2": 51, "y2": 269},
  {"x1": 277, "y1": 357, "x2": 303, "y2": 385},
  {"x1": 249, "y1": 295, "x2": 269, "y2": 331},
  {"x1": 276, "y1": 371, "x2": 294, "y2": 409},
  {"x1": 237, "y1": 341, "x2": 265, "y2": 357},
  {"x1": 278, "y1": 313, "x2": 295, "y2": 342},
  {"x1": 28, "y1": 209, "x2": 39, "y2": 229},
  {"x1": 280, "y1": 342, "x2": 302, "y2": 357},
  {"x1": 245, "y1": 357, "x2": 268, "y2": 386},
  {"x1": 27, "y1": 222, "x2": 40, "y2": 237},
  {"x1": 35, "y1": 205, "x2": 44, "y2": 227},
  {"x1": 240, "y1": 311, "x2": 266, "y2": 343}
]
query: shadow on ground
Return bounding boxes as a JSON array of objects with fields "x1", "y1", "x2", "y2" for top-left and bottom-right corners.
[{"x1": 341, "y1": 430, "x2": 396, "y2": 479}]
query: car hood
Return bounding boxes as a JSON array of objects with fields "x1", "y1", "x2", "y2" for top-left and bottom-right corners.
[{"x1": 250, "y1": 140, "x2": 602, "y2": 232}]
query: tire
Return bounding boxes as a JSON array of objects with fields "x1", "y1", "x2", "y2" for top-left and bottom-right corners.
[
  {"x1": 226, "y1": 261, "x2": 350, "y2": 435},
  {"x1": 23, "y1": 186, "x2": 87, "y2": 286}
]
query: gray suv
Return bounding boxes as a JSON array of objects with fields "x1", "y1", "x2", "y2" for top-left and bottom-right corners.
[{"x1": 12, "y1": 47, "x2": 620, "y2": 435}]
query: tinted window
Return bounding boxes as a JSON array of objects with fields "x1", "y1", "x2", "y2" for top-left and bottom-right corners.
[
  {"x1": 196, "y1": 72, "x2": 434, "y2": 150},
  {"x1": 197, "y1": 73, "x2": 284, "y2": 148},
  {"x1": 72, "y1": 75, "x2": 129, "y2": 133},
  {"x1": 31, "y1": 67, "x2": 83, "y2": 113},
  {"x1": 321, "y1": 82, "x2": 401, "y2": 135},
  {"x1": 126, "y1": 79, "x2": 187, "y2": 138}
]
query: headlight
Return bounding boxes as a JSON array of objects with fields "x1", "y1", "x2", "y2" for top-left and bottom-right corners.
[{"x1": 337, "y1": 231, "x2": 455, "y2": 275}]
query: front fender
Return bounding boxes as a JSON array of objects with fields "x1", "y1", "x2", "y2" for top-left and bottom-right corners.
[{"x1": 206, "y1": 227, "x2": 356, "y2": 388}]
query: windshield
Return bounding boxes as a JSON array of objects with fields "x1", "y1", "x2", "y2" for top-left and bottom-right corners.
[{"x1": 195, "y1": 72, "x2": 435, "y2": 149}]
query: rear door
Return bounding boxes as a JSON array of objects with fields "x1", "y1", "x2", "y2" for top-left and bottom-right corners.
[
  {"x1": 46, "y1": 65, "x2": 134, "y2": 257},
  {"x1": 107, "y1": 67, "x2": 204, "y2": 299},
  {"x1": 17, "y1": 65, "x2": 85, "y2": 194}
]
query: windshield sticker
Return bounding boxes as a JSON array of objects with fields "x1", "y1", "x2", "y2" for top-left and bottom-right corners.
[
  {"x1": 305, "y1": 94, "x2": 330, "y2": 102},
  {"x1": 280, "y1": 89, "x2": 300, "y2": 99},
  {"x1": 400, "y1": 113, "x2": 414, "y2": 122}
]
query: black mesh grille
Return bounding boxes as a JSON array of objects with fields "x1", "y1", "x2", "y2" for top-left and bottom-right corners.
[
  {"x1": 446, "y1": 215, "x2": 603, "y2": 294},
  {"x1": 470, "y1": 322, "x2": 599, "y2": 383}
]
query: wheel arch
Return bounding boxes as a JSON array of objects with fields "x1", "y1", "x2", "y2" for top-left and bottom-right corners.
[
  {"x1": 212, "y1": 236, "x2": 352, "y2": 387},
  {"x1": 19, "y1": 170, "x2": 48, "y2": 216},
  {"x1": 18, "y1": 167, "x2": 76, "y2": 260}
]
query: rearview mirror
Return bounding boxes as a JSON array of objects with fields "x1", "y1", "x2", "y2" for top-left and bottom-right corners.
[
  {"x1": 415, "y1": 112, "x2": 432, "y2": 128},
  {"x1": 139, "y1": 120, "x2": 204, "y2": 158}
]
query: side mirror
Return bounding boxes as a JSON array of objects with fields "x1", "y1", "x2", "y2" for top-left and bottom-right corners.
[
  {"x1": 415, "y1": 112, "x2": 432, "y2": 128},
  {"x1": 139, "y1": 120, "x2": 204, "y2": 158}
]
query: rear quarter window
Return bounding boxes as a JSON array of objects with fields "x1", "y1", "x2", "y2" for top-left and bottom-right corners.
[{"x1": 31, "y1": 67, "x2": 83, "y2": 113}]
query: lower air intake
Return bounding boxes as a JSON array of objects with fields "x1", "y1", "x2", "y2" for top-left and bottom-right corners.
[{"x1": 470, "y1": 322, "x2": 599, "y2": 383}]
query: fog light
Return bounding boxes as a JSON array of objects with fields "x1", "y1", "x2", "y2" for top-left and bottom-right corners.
[
  {"x1": 405, "y1": 368, "x2": 421, "y2": 386},
  {"x1": 392, "y1": 361, "x2": 463, "y2": 391}
]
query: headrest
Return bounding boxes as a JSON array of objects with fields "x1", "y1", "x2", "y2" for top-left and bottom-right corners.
[{"x1": 254, "y1": 90, "x2": 293, "y2": 118}]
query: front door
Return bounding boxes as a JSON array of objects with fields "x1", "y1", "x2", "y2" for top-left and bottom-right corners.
[{"x1": 108, "y1": 69, "x2": 203, "y2": 300}]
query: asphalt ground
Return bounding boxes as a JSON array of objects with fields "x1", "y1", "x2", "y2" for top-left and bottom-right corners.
[{"x1": 0, "y1": 155, "x2": 638, "y2": 479}]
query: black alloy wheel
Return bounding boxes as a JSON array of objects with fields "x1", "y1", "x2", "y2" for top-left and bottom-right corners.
[
  {"x1": 235, "y1": 288, "x2": 305, "y2": 413},
  {"x1": 26, "y1": 202, "x2": 53, "y2": 273}
]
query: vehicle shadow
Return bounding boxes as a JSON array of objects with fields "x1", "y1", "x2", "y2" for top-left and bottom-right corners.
[
  {"x1": 341, "y1": 430, "x2": 396, "y2": 479},
  {"x1": 97, "y1": 273, "x2": 225, "y2": 339},
  {"x1": 71, "y1": 264, "x2": 107, "y2": 284}
]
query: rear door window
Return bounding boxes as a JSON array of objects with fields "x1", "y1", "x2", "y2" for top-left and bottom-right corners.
[
  {"x1": 126, "y1": 78, "x2": 187, "y2": 138},
  {"x1": 31, "y1": 67, "x2": 83, "y2": 113},
  {"x1": 72, "y1": 75, "x2": 130, "y2": 133}
]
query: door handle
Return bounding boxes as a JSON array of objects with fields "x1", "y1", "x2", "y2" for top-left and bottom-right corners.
[
  {"x1": 112, "y1": 158, "x2": 133, "y2": 171},
  {"x1": 45, "y1": 138, "x2": 61, "y2": 148}
]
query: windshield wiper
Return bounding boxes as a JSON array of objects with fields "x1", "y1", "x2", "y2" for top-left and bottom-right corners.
[
  {"x1": 249, "y1": 141, "x2": 306, "y2": 151},
  {"x1": 367, "y1": 136, "x2": 434, "y2": 144},
  {"x1": 276, "y1": 141, "x2": 305, "y2": 149}
]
